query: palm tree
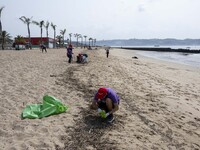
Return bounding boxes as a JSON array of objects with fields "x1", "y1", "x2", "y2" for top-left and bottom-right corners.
[
  {"x1": 74, "y1": 33, "x2": 80, "y2": 47},
  {"x1": 56, "y1": 35, "x2": 62, "y2": 48},
  {"x1": 32, "y1": 20, "x2": 45, "y2": 45},
  {"x1": 44, "y1": 21, "x2": 49, "y2": 38},
  {"x1": 79, "y1": 35, "x2": 83, "y2": 48},
  {"x1": 44, "y1": 21, "x2": 49, "y2": 48},
  {"x1": 51, "y1": 22, "x2": 56, "y2": 48},
  {"x1": 0, "y1": 30, "x2": 12, "y2": 50},
  {"x1": 89, "y1": 37, "x2": 93, "y2": 47},
  {"x1": 60, "y1": 29, "x2": 66, "y2": 47},
  {"x1": 69, "y1": 33, "x2": 72, "y2": 45},
  {"x1": 19, "y1": 16, "x2": 32, "y2": 49},
  {"x1": 15, "y1": 35, "x2": 25, "y2": 44},
  {"x1": 0, "y1": 6, "x2": 5, "y2": 34},
  {"x1": 84, "y1": 35, "x2": 87, "y2": 47}
]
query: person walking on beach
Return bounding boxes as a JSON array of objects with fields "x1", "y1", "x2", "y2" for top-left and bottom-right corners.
[
  {"x1": 67, "y1": 44, "x2": 73, "y2": 63},
  {"x1": 90, "y1": 87, "x2": 120, "y2": 123},
  {"x1": 105, "y1": 47, "x2": 110, "y2": 58},
  {"x1": 41, "y1": 44, "x2": 47, "y2": 53}
]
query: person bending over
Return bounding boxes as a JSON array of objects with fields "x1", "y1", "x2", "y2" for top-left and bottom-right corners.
[{"x1": 90, "y1": 87, "x2": 120, "y2": 123}]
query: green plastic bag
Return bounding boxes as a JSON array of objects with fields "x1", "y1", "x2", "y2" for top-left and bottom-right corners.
[
  {"x1": 99, "y1": 110, "x2": 107, "y2": 118},
  {"x1": 21, "y1": 95, "x2": 68, "y2": 119}
]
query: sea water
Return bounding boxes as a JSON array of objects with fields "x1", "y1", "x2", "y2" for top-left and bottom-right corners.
[
  {"x1": 116, "y1": 45, "x2": 200, "y2": 50},
  {"x1": 137, "y1": 51, "x2": 200, "y2": 68},
  {"x1": 136, "y1": 45, "x2": 200, "y2": 68},
  {"x1": 113, "y1": 45, "x2": 200, "y2": 68}
]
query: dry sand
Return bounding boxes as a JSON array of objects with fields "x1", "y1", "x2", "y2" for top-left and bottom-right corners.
[{"x1": 0, "y1": 47, "x2": 200, "y2": 150}]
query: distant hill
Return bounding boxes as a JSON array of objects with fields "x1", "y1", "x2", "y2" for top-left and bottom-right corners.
[{"x1": 96, "y1": 38, "x2": 200, "y2": 46}]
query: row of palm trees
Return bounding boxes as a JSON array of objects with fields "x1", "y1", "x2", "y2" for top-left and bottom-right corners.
[
  {"x1": 0, "y1": 5, "x2": 97, "y2": 50},
  {"x1": 73, "y1": 33, "x2": 96, "y2": 48},
  {"x1": 19, "y1": 16, "x2": 58, "y2": 49},
  {"x1": 19, "y1": 16, "x2": 97, "y2": 49}
]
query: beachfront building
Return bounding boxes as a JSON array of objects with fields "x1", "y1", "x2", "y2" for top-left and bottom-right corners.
[{"x1": 23, "y1": 37, "x2": 55, "y2": 49}]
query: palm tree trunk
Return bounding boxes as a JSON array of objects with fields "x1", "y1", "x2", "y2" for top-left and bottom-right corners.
[
  {"x1": 76, "y1": 37, "x2": 78, "y2": 47},
  {"x1": 54, "y1": 30, "x2": 56, "y2": 48},
  {"x1": 46, "y1": 29, "x2": 49, "y2": 48},
  {"x1": 63, "y1": 35, "x2": 64, "y2": 47},
  {"x1": 0, "y1": 21, "x2": 2, "y2": 34},
  {"x1": 81, "y1": 38, "x2": 83, "y2": 48},
  {"x1": 27, "y1": 24, "x2": 31, "y2": 49},
  {"x1": 46, "y1": 30, "x2": 48, "y2": 38},
  {"x1": 2, "y1": 37, "x2": 4, "y2": 50},
  {"x1": 40, "y1": 27, "x2": 42, "y2": 45}
]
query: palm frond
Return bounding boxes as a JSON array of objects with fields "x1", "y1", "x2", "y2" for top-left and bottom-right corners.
[
  {"x1": 0, "y1": 6, "x2": 5, "y2": 18},
  {"x1": 32, "y1": 21, "x2": 39, "y2": 25},
  {"x1": 19, "y1": 16, "x2": 32, "y2": 24},
  {"x1": 45, "y1": 21, "x2": 49, "y2": 28}
]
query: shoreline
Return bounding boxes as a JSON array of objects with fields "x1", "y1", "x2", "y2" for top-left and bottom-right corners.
[
  {"x1": 112, "y1": 48, "x2": 200, "y2": 69},
  {"x1": 112, "y1": 46, "x2": 200, "y2": 54},
  {"x1": 112, "y1": 46, "x2": 200, "y2": 53}
]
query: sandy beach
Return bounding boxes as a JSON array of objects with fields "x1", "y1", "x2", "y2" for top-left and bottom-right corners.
[{"x1": 0, "y1": 47, "x2": 200, "y2": 150}]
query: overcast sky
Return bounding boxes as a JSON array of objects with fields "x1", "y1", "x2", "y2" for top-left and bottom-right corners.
[{"x1": 1, "y1": 0, "x2": 200, "y2": 40}]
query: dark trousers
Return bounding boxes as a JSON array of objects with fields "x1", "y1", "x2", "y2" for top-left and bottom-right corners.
[
  {"x1": 42, "y1": 47, "x2": 47, "y2": 53},
  {"x1": 67, "y1": 55, "x2": 72, "y2": 63},
  {"x1": 97, "y1": 101, "x2": 114, "y2": 113},
  {"x1": 106, "y1": 52, "x2": 109, "y2": 58}
]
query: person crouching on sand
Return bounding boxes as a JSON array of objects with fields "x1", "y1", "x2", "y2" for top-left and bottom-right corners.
[{"x1": 90, "y1": 88, "x2": 120, "y2": 123}]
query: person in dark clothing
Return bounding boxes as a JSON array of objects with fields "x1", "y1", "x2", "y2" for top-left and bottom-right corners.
[
  {"x1": 76, "y1": 53, "x2": 82, "y2": 63},
  {"x1": 76, "y1": 53, "x2": 88, "y2": 63},
  {"x1": 105, "y1": 48, "x2": 110, "y2": 58},
  {"x1": 41, "y1": 44, "x2": 47, "y2": 53},
  {"x1": 67, "y1": 44, "x2": 73, "y2": 63}
]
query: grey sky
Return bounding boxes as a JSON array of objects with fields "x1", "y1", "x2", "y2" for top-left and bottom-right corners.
[{"x1": 1, "y1": 0, "x2": 200, "y2": 40}]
